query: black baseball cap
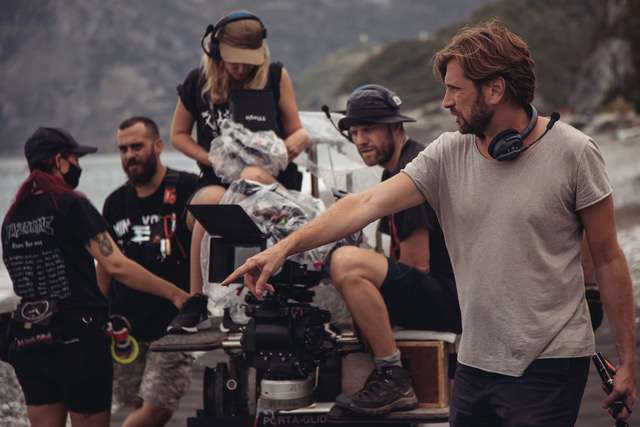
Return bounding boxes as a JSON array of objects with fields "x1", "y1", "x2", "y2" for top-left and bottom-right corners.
[
  {"x1": 24, "y1": 127, "x2": 98, "y2": 169},
  {"x1": 338, "y1": 86, "x2": 416, "y2": 132}
]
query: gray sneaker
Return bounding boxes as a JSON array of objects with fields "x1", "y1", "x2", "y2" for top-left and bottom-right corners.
[
  {"x1": 335, "y1": 365, "x2": 418, "y2": 415},
  {"x1": 166, "y1": 294, "x2": 210, "y2": 334}
]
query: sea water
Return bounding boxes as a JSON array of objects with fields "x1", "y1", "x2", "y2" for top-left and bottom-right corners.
[
  {"x1": 0, "y1": 151, "x2": 201, "y2": 311},
  {"x1": 0, "y1": 148, "x2": 350, "y2": 312},
  {"x1": 2, "y1": 145, "x2": 638, "y2": 315},
  {"x1": 0, "y1": 113, "x2": 388, "y2": 311}
]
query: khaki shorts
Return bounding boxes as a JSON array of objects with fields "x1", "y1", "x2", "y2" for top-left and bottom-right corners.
[{"x1": 112, "y1": 341, "x2": 192, "y2": 411}]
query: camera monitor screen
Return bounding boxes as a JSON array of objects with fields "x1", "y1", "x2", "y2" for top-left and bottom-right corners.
[
  {"x1": 208, "y1": 238, "x2": 264, "y2": 283},
  {"x1": 187, "y1": 204, "x2": 266, "y2": 283},
  {"x1": 187, "y1": 204, "x2": 263, "y2": 239}
]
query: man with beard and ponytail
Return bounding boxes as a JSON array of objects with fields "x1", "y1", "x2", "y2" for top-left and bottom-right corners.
[
  {"x1": 97, "y1": 117, "x2": 198, "y2": 426},
  {"x1": 223, "y1": 20, "x2": 636, "y2": 425}
]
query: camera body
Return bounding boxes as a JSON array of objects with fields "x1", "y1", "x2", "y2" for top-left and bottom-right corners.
[
  {"x1": 243, "y1": 279, "x2": 329, "y2": 381},
  {"x1": 188, "y1": 204, "x2": 343, "y2": 411},
  {"x1": 241, "y1": 263, "x2": 331, "y2": 409}
]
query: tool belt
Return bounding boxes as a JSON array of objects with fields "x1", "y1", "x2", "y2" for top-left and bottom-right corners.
[{"x1": 11, "y1": 300, "x2": 63, "y2": 351}]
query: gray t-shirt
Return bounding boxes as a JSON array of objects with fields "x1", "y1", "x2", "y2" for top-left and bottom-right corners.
[{"x1": 403, "y1": 121, "x2": 611, "y2": 376}]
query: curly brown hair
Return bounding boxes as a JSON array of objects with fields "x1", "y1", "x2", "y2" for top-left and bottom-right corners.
[{"x1": 433, "y1": 19, "x2": 536, "y2": 107}]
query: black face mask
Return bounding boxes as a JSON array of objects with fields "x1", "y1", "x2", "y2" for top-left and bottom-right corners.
[{"x1": 62, "y1": 162, "x2": 82, "y2": 189}]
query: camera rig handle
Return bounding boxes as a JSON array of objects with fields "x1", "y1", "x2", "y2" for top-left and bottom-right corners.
[{"x1": 592, "y1": 352, "x2": 632, "y2": 425}]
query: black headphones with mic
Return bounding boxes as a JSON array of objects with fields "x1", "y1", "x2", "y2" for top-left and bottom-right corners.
[
  {"x1": 488, "y1": 104, "x2": 535, "y2": 161},
  {"x1": 321, "y1": 84, "x2": 404, "y2": 143},
  {"x1": 488, "y1": 104, "x2": 537, "y2": 161},
  {"x1": 321, "y1": 105, "x2": 353, "y2": 142},
  {"x1": 201, "y1": 11, "x2": 267, "y2": 61},
  {"x1": 488, "y1": 105, "x2": 561, "y2": 161}
]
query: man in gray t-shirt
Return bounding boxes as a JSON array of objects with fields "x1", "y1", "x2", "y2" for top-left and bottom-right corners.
[{"x1": 223, "y1": 20, "x2": 636, "y2": 425}]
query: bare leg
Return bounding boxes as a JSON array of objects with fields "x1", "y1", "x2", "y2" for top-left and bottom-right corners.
[
  {"x1": 240, "y1": 166, "x2": 278, "y2": 185},
  {"x1": 68, "y1": 410, "x2": 110, "y2": 427},
  {"x1": 189, "y1": 222, "x2": 207, "y2": 296},
  {"x1": 332, "y1": 246, "x2": 419, "y2": 414},
  {"x1": 188, "y1": 185, "x2": 227, "y2": 295},
  {"x1": 330, "y1": 246, "x2": 397, "y2": 358},
  {"x1": 26, "y1": 403, "x2": 67, "y2": 427},
  {"x1": 122, "y1": 401, "x2": 173, "y2": 427},
  {"x1": 187, "y1": 171, "x2": 278, "y2": 296}
]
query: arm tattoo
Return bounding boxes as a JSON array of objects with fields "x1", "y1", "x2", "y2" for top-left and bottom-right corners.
[{"x1": 88, "y1": 231, "x2": 114, "y2": 257}]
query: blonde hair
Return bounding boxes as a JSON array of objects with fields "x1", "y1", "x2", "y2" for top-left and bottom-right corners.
[{"x1": 200, "y1": 44, "x2": 271, "y2": 105}]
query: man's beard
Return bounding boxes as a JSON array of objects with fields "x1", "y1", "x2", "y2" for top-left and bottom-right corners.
[
  {"x1": 124, "y1": 154, "x2": 157, "y2": 186},
  {"x1": 456, "y1": 93, "x2": 493, "y2": 136},
  {"x1": 361, "y1": 126, "x2": 395, "y2": 166},
  {"x1": 377, "y1": 127, "x2": 396, "y2": 166}
]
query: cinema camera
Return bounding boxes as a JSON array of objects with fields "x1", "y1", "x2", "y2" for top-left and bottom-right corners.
[
  {"x1": 242, "y1": 260, "x2": 332, "y2": 410},
  {"x1": 189, "y1": 204, "x2": 358, "y2": 413}
]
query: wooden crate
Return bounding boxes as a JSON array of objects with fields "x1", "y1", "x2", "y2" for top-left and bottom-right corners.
[{"x1": 397, "y1": 340, "x2": 454, "y2": 408}]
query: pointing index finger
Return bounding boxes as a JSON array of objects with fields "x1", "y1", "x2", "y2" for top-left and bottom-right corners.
[{"x1": 221, "y1": 263, "x2": 249, "y2": 287}]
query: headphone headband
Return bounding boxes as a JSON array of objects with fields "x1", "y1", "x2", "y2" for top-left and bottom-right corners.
[
  {"x1": 211, "y1": 11, "x2": 266, "y2": 38},
  {"x1": 201, "y1": 11, "x2": 266, "y2": 59},
  {"x1": 488, "y1": 104, "x2": 539, "y2": 161},
  {"x1": 351, "y1": 84, "x2": 403, "y2": 109}
]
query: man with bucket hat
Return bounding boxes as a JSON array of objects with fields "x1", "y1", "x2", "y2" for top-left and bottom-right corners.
[{"x1": 322, "y1": 85, "x2": 461, "y2": 415}]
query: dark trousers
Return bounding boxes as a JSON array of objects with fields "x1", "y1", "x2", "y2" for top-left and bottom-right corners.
[{"x1": 449, "y1": 357, "x2": 590, "y2": 426}]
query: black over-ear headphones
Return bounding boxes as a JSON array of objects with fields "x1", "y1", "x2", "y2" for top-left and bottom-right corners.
[
  {"x1": 350, "y1": 84, "x2": 403, "y2": 109},
  {"x1": 201, "y1": 11, "x2": 267, "y2": 61},
  {"x1": 488, "y1": 104, "x2": 538, "y2": 162}
]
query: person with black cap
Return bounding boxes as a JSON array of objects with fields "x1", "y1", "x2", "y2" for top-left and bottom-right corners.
[
  {"x1": 1, "y1": 127, "x2": 190, "y2": 427},
  {"x1": 168, "y1": 9, "x2": 309, "y2": 333},
  {"x1": 322, "y1": 85, "x2": 460, "y2": 415}
]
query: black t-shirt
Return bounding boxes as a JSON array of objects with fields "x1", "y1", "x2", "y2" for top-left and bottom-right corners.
[
  {"x1": 378, "y1": 139, "x2": 455, "y2": 294},
  {"x1": 2, "y1": 192, "x2": 109, "y2": 314},
  {"x1": 102, "y1": 168, "x2": 198, "y2": 341},
  {"x1": 176, "y1": 62, "x2": 301, "y2": 190}
]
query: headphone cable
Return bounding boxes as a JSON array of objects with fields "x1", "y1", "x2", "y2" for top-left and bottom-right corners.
[{"x1": 524, "y1": 111, "x2": 560, "y2": 150}]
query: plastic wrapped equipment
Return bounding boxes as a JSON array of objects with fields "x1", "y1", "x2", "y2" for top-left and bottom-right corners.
[
  {"x1": 209, "y1": 118, "x2": 288, "y2": 184},
  {"x1": 220, "y1": 180, "x2": 335, "y2": 266},
  {"x1": 202, "y1": 180, "x2": 357, "y2": 325}
]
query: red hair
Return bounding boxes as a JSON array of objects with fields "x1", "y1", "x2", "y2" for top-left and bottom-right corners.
[{"x1": 4, "y1": 154, "x2": 83, "y2": 222}]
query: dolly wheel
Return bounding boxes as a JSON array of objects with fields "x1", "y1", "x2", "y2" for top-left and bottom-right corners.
[
  {"x1": 203, "y1": 362, "x2": 231, "y2": 416},
  {"x1": 214, "y1": 362, "x2": 230, "y2": 416}
]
